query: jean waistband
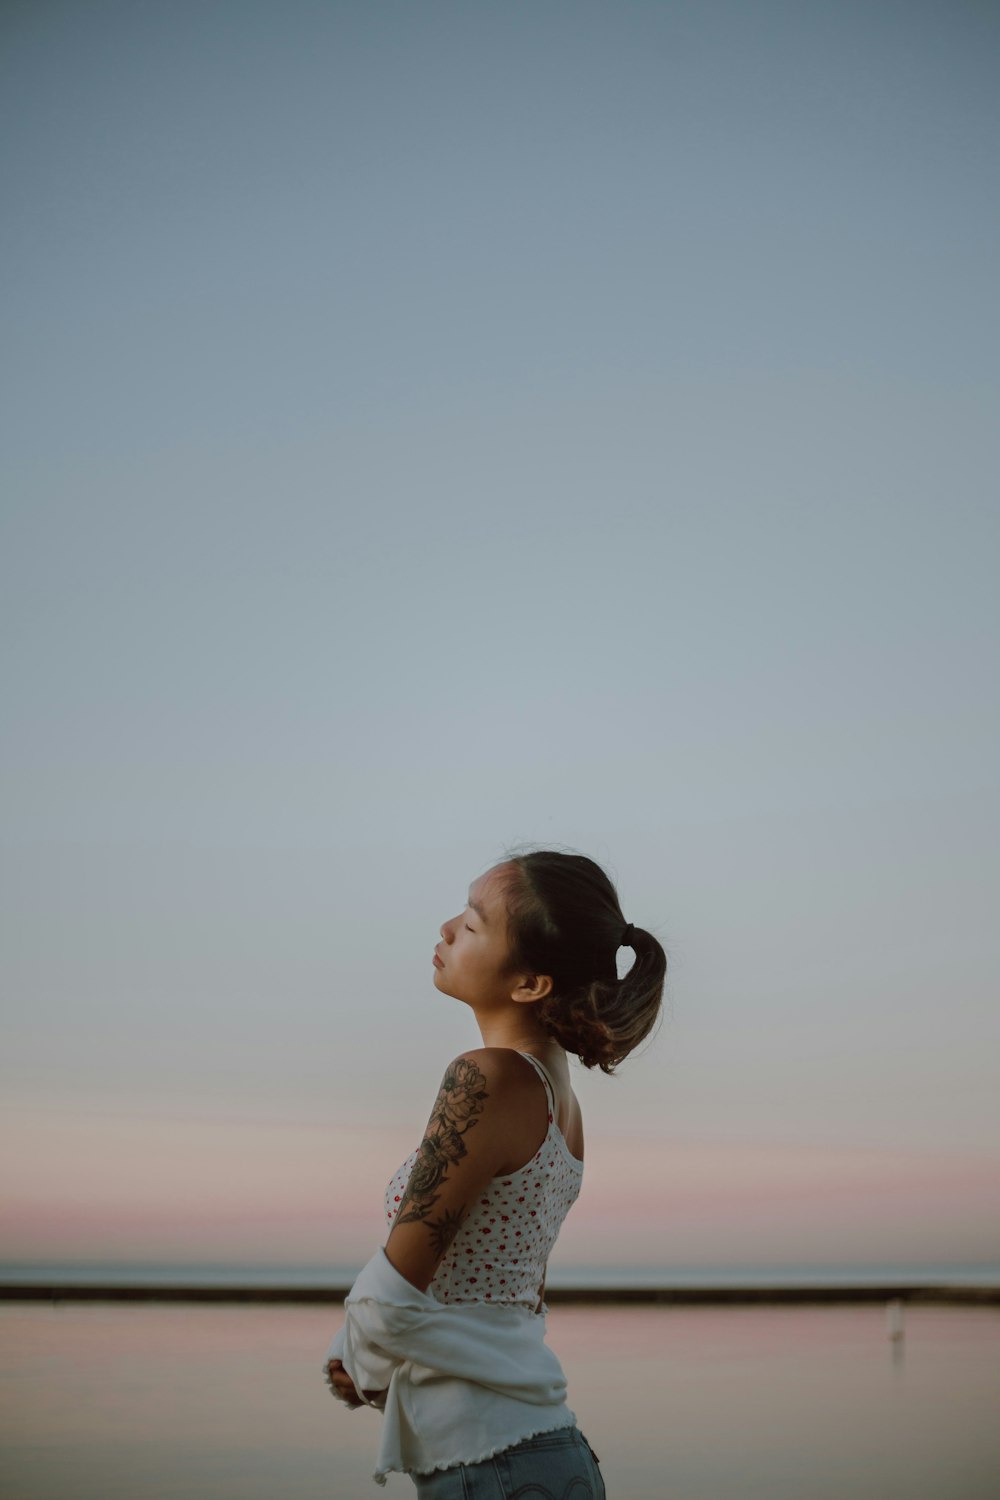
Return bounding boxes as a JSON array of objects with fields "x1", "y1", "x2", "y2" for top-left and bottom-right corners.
[{"x1": 503, "y1": 1426, "x2": 583, "y2": 1456}]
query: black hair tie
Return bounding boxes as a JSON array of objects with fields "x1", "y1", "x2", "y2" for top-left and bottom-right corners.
[{"x1": 620, "y1": 922, "x2": 635, "y2": 948}]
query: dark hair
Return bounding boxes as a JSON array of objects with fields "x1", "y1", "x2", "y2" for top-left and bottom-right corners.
[{"x1": 497, "y1": 849, "x2": 666, "y2": 1074}]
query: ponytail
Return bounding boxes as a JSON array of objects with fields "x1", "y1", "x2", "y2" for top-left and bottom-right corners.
[{"x1": 499, "y1": 851, "x2": 666, "y2": 1074}]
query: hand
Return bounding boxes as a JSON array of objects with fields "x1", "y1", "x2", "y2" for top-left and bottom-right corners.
[{"x1": 324, "y1": 1358, "x2": 384, "y2": 1410}]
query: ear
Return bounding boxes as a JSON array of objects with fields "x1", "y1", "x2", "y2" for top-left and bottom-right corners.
[{"x1": 510, "y1": 972, "x2": 553, "y2": 1005}]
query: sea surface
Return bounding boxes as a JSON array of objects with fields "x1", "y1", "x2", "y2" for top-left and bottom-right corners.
[{"x1": 2, "y1": 1298, "x2": 998, "y2": 1499}]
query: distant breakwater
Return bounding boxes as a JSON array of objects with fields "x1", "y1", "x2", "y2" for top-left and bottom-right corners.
[{"x1": 3, "y1": 1281, "x2": 998, "y2": 1305}]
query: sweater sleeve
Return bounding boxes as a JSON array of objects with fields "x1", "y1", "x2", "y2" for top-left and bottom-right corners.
[{"x1": 339, "y1": 1247, "x2": 568, "y2": 1410}]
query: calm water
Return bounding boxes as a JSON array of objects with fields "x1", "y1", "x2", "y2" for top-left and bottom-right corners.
[{"x1": 2, "y1": 1300, "x2": 998, "y2": 1499}]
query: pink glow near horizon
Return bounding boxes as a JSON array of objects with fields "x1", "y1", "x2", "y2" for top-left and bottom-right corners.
[{"x1": 5, "y1": 1109, "x2": 998, "y2": 1267}]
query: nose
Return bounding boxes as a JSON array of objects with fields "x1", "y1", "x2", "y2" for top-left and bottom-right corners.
[{"x1": 440, "y1": 915, "x2": 457, "y2": 942}]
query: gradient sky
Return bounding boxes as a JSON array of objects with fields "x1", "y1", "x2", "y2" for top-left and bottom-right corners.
[{"x1": 2, "y1": 0, "x2": 998, "y2": 1272}]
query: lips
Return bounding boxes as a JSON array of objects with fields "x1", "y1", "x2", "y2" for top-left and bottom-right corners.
[{"x1": 433, "y1": 950, "x2": 444, "y2": 969}]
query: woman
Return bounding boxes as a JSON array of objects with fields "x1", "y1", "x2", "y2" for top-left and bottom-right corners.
[{"x1": 323, "y1": 848, "x2": 666, "y2": 1495}]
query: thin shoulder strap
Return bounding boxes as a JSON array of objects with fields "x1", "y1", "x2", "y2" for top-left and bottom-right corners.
[{"x1": 517, "y1": 1051, "x2": 557, "y2": 1117}]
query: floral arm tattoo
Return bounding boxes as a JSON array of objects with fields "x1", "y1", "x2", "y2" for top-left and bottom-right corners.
[{"x1": 396, "y1": 1058, "x2": 489, "y2": 1253}]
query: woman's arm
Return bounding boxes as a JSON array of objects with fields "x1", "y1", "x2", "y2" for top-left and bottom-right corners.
[
  {"x1": 324, "y1": 1048, "x2": 539, "y2": 1408},
  {"x1": 383, "y1": 1048, "x2": 527, "y2": 1292}
]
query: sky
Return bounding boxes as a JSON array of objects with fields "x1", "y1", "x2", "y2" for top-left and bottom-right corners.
[{"x1": 2, "y1": 0, "x2": 998, "y2": 1274}]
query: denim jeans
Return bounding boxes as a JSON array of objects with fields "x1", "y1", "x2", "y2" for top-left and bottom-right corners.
[{"x1": 411, "y1": 1425, "x2": 606, "y2": 1500}]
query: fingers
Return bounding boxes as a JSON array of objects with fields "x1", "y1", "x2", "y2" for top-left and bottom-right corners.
[
  {"x1": 327, "y1": 1370, "x2": 352, "y2": 1389},
  {"x1": 324, "y1": 1358, "x2": 364, "y2": 1408}
]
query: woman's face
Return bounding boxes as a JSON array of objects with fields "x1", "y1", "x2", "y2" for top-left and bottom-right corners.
[{"x1": 432, "y1": 864, "x2": 518, "y2": 1009}]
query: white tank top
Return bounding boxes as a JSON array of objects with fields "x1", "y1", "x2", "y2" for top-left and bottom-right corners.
[{"x1": 383, "y1": 1052, "x2": 584, "y2": 1308}]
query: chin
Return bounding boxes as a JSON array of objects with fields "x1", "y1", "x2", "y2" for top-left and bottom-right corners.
[{"x1": 433, "y1": 971, "x2": 471, "y2": 1006}]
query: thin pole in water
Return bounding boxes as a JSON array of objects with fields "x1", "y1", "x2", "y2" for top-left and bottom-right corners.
[{"x1": 886, "y1": 1298, "x2": 905, "y2": 1341}]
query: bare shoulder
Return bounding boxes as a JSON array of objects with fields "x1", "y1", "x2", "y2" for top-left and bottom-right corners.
[
  {"x1": 445, "y1": 1049, "x2": 553, "y2": 1171},
  {"x1": 415, "y1": 1050, "x2": 531, "y2": 1175},
  {"x1": 431, "y1": 1050, "x2": 539, "y2": 1128},
  {"x1": 449, "y1": 1050, "x2": 548, "y2": 1098}
]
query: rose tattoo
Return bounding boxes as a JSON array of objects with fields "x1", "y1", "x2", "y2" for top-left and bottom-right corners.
[{"x1": 396, "y1": 1058, "x2": 489, "y2": 1228}]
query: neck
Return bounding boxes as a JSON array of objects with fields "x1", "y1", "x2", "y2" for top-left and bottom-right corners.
[{"x1": 473, "y1": 1006, "x2": 553, "y2": 1054}]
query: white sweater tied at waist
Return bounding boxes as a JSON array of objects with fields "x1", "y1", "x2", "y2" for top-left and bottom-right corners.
[{"x1": 323, "y1": 1247, "x2": 575, "y2": 1485}]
